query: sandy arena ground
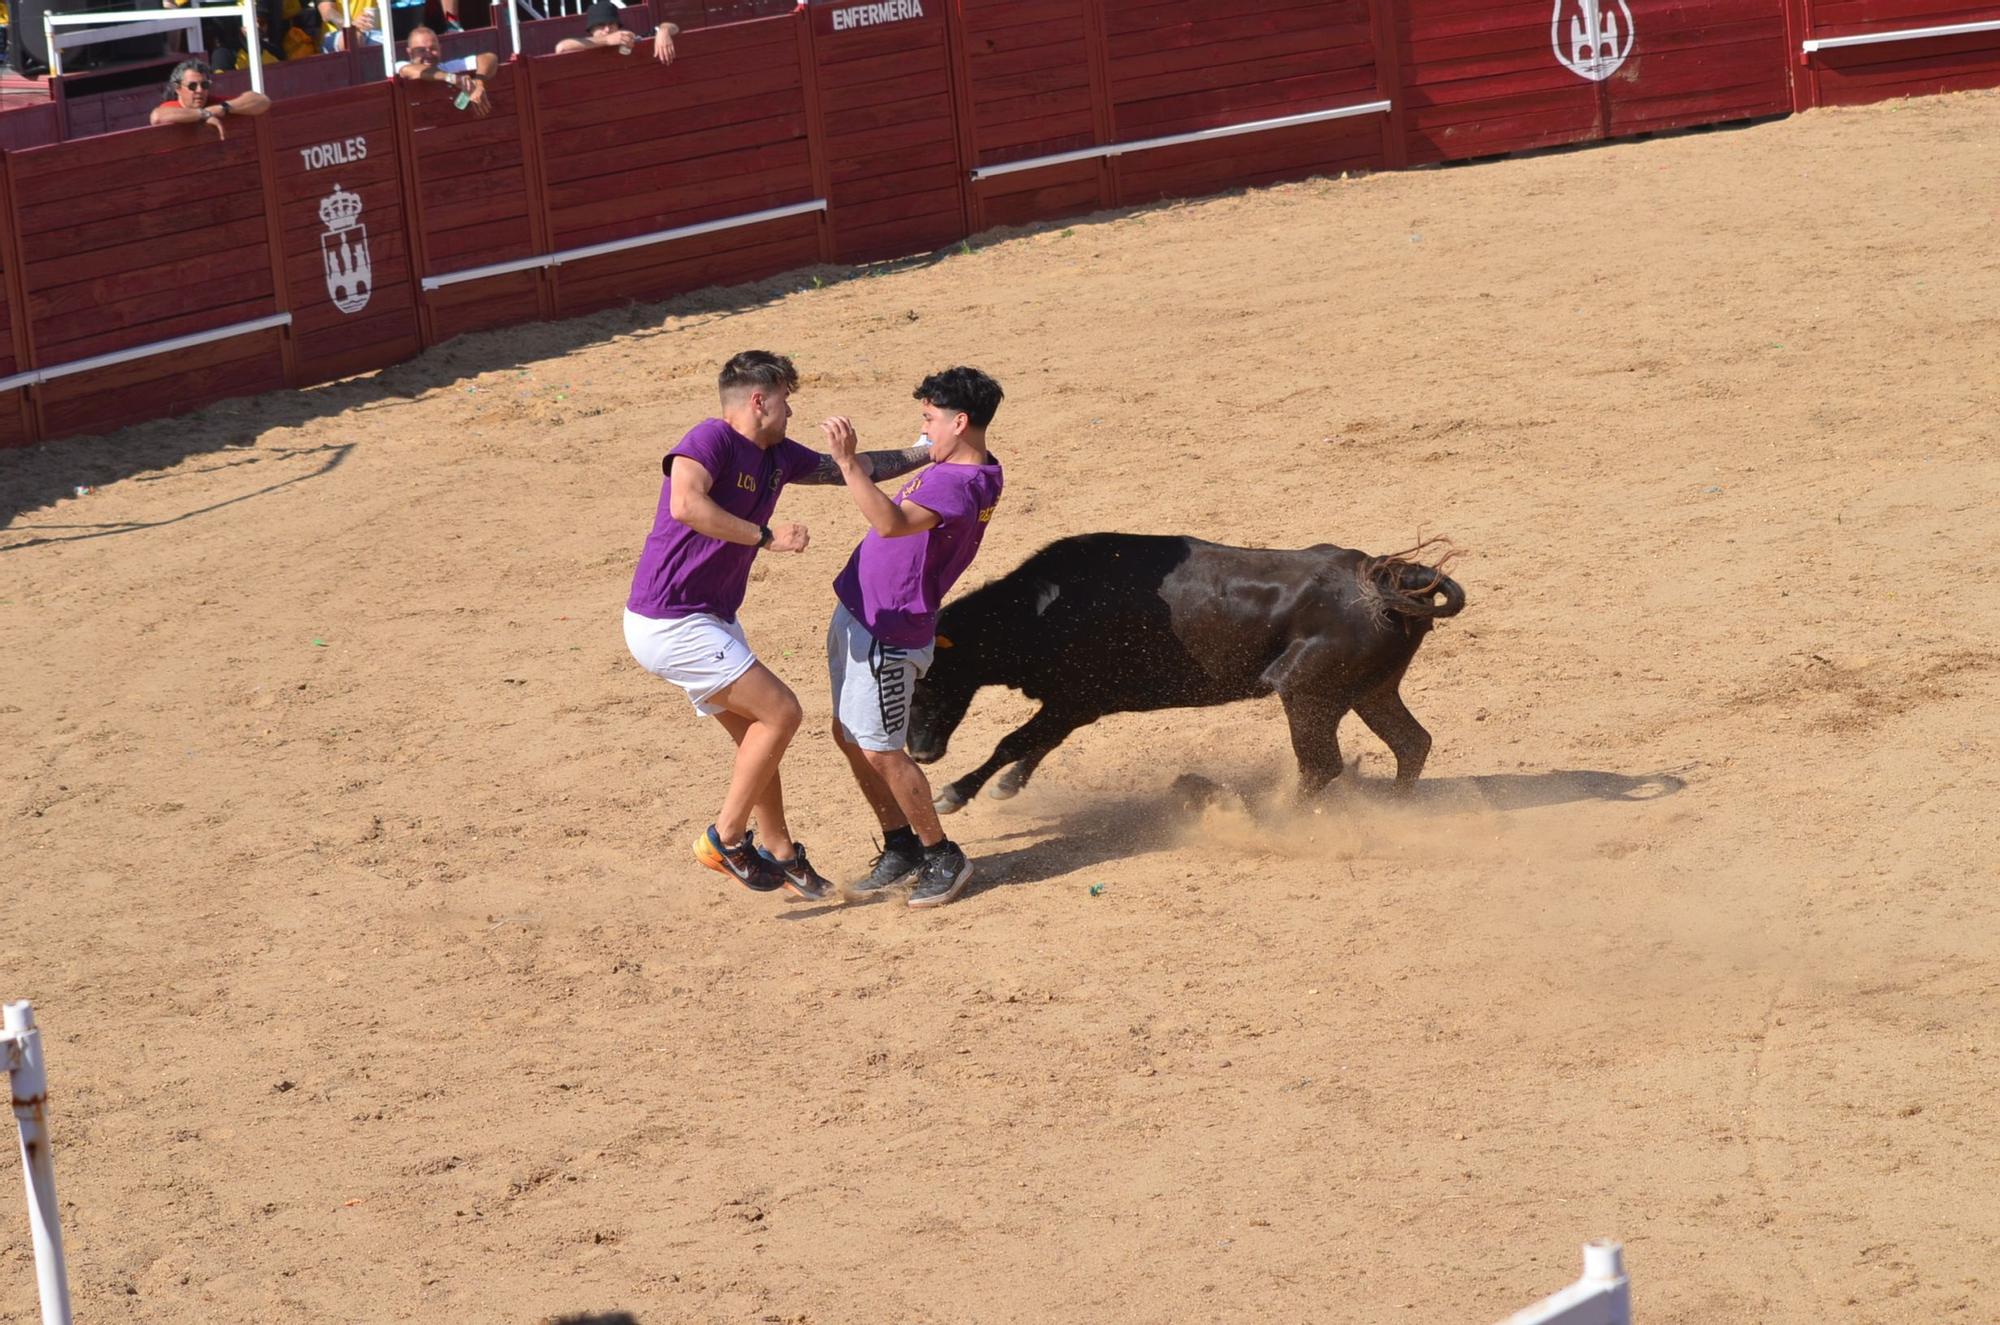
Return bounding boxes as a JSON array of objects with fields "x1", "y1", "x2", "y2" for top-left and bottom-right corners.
[{"x1": 3, "y1": 89, "x2": 1998, "y2": 1325}]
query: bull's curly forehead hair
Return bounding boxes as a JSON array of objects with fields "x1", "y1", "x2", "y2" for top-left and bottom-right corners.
[
  {"x1": 717, "y1": 350, "x2": 798, "y2": 397},
  {"x1": 915, "y1": 365, "x2": 1003, "y2": 428}
]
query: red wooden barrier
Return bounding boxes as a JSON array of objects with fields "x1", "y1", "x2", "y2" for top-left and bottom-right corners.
[
  {"x1": 1801, "y1": 0, "x2": 2000, "y2": 104},
  {"x1": 8, "y1": 121, "x2": 287, "y2": 438},
  {"x1": 958, "y1": 0, "x2": 1110, "y2": 227},
  {"x1": 270, "y1": 84, "x2": 425, "y2": 386},
  {"x1": 0, "y1": 156, "x2": 34, "y2": 448},
  {"x1": 1604, "y1": 0, "x2": 1792, "y2": 136},
  {"x1": 1104, "y1": 0, "x2": 1387, "y2": 201},
  {"x1": 809, "y1": 0, "x2": 969, "y2": 263},
  {"x1": 529, "y1": 20, "x2": 824, "y2": 317},
  {"x1": 0, "y1": 0, "x2": 1994, "y2": 450},
  {"x1": 404, "y1": 62, "x2": 546, "y2": 340}
]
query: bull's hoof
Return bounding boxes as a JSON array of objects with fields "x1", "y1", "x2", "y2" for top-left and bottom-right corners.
[
  {"x1": 934, "y1": 786, "x2": 968, "y2": 816},
  {"x1": 987, "y1": 780, "x2": 1020, "y2": 801}
]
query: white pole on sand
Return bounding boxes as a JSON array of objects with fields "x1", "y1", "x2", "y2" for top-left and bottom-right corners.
[
  {"x1": 1497, "y1": 1241, "x2": 1629, "y2": 1325},
  {"x1": 241, "y1": 0, "x2": 264, "y2": 94},
  {"x1": 4, "y1": 1001, "x2": 74, "y2": 1325}
]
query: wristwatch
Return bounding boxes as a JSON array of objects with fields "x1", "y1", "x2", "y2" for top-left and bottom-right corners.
[{"x1": 757, "y1": 524, "x2": 774, "y2": 549}]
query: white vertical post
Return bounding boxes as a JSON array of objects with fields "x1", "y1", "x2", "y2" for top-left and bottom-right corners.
[
  {"x1": 505, "y1": 0, "x2": 522, "y2": 60},
  {"x1": 376, "y1": 0, "x2": 395, "y2": 77},
  {"x1": 242, "y1": 0, "x2": 264, "y2": 94},
  {"x1": 42, "y1": 14, "x2": 60, "y2": 77},
  {"x1": 1498, "y1": 1241, "x2": 1630, "y2": 1325},
  {"x1": 5, "y1": 1002, "x2": 73, "y2": 1325}
]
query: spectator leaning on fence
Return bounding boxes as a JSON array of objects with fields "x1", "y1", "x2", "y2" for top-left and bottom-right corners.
[
  {"x1": 149, "y1": 59, "x2": 271, "y2": 137},
  {"x1": 398, "y1": 26, "x2": 499, "y2": 114},
  {"x1": 553, "y1": 0, "x2": 677, "y2": 63}
]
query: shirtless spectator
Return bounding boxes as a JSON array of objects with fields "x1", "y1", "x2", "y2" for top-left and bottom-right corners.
[
  {"x1": 553, "y1": 0, "x2": 677, "y2": 63},
  {"x1": 148, "y1": 60, "x2": 270, "y2": 138},
  {"x1": 397, "y1": 25, "x2": 499, "y2": 116}
]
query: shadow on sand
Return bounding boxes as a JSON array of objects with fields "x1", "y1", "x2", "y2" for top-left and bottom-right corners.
[{"x1": 778, "y1": 765, "x2": 1689, "y2": 915}]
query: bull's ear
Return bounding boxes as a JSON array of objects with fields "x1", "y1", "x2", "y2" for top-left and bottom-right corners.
[{"x1": 934, "y1": 635, "x2": 953, "y2": 649}]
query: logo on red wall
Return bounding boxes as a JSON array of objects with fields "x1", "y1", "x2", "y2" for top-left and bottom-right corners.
[
  {"x1": 1552, "y1": 0, "x2": 1633, "y2": 82},
  {"x1": 319, "y1": 185, "x2": 373, "y2": 316}
]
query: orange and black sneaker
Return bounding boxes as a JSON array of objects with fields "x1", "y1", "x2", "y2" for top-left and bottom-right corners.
[
  {"x1": 694, "y1": 825, "x2": 787, "y2": 893},
  {"x1": 767, "y1": 841, "x2": 835, "y2": 902}
]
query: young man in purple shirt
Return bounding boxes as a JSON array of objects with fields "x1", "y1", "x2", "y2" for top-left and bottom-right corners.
[
  {"x1": 624, "y1": 350, "x2": 930, "y2": 900},
  {"x1": 822, "y1": 367, "x2": 1006, "y2": 908}
]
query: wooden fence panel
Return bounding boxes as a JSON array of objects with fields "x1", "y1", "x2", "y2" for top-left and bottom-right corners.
[
  {"x1": 404, "y1": 63, "x2": 543, "y2": 339},
  {"x1": 1103, "y1": 0, "x2": 1387, "y2": 199},
  {"x1": 531, "y1": 18, "x2": 824, "y2": 315},
  {"x1": 9, "y1": 118, "x2": 286, "y2": 436},
  {"x1": 270, "y1": 84, "x2": 425, "y2": 386},
  {"x1": 1804, "y1": 0, "x2": 2000, "y2": 103},
  {"x1": 810, "y1": 0, "x2": 968, "y2": 263}
]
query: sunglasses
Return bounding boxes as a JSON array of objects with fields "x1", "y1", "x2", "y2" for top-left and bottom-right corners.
[{"x1": 182, "y1": 79, "x2": 210, "y2": 89}]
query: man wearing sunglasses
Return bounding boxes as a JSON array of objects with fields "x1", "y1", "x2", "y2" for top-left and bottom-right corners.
[
  {"x1": 149, "y1": 60, "x2": 270, "y2": 138},
  {"x1": 396, "y1": 25, "x2": 500, "y2": 117}
]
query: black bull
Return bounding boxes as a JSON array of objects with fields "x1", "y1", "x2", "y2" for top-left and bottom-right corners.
[{"x1": 908, "y1": 533, "x2": 1465, "y2": 812}]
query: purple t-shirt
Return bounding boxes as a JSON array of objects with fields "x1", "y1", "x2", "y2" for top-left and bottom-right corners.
[
  {"x1": 833, "y1": 458, "x2": 1004, "y2": 648},
  {"x1": 626, "y1": 418, "x2": 821, "y2": 622}
]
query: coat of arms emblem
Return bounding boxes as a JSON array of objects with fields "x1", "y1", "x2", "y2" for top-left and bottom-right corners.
[
  {"x1": 319, "y1": 184, "x2": 372, "y2": 316},
  {"x1": 1552, "y1": 0, "x2": 1634, "y2": 82}
]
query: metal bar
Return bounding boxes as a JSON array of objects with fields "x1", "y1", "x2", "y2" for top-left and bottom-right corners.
[
  {"x1": 5, "y1": 1002, "x2": 73, "y2": 1325},
  {"x1": 1803, "y1": 16, "x2": 2000, "y2": 50},
  {"x1": 970, "y1": 100, "x2": 1394, "y2": 181},
  {"x1": 243, "y1": 0, "x2": 263, "y2": 96},
  {"x1": 507, "y1": 0, "x2": 523, "y2": 58},
  {"x1": 43, "y1": 15, "x2": 58, "y2": 78},
  {"x1": 43, "y1": 6, "x2": 245, "y2": 20},
  {"x1": 377, "y1": 0, "x2": 396, "y2": 79},
  {"x1": 48, "y1": 15, "x2": 202, "y2": 46},
  {"x1": 31, "y1": 313, "x2": 292, "y2": 384},
  {"x1": 422, "y1": 198, "x2": 830, "y2": 290}
]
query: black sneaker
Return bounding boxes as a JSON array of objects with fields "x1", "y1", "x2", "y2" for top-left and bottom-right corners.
[
  {"x1": 907, "y1": 841, "x2": 973, "y2": 909},
  {"x1": 693, "y1": 825, "x2": 787, "y2": 893},
  {"x1": 766, "y1": 841, "x2": 834, "y2": 902},
  {"x1": 848, "y1": 832, "x2": 925, "y2": 897}
]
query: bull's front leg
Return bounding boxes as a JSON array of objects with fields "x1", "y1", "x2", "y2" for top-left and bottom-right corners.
[
  {"x1": 934, "y1": 706, "x2": 1085, "y2": 815},
  {"x1": 987, "y1": 745, "x2": 1055, "y2": 800}
]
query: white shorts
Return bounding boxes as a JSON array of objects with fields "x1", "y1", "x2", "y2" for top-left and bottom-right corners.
[
  {"x1": 623, "y1": 608, "x2": 757, "y2": 717},
  {"x1": 827, "y1": 602, "x2": 934, "y2": 753}
]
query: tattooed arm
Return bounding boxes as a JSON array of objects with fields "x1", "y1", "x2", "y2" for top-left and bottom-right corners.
[{"x1": 794, "y1": 426, "x2": 930, "y2": 485}]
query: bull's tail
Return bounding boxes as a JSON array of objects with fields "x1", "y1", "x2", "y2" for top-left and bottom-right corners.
[{"x1": 1363, "y1": 537, "x2": 1465, "y2": 619}]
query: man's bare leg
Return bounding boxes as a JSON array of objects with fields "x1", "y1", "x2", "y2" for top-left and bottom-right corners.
[
  {"x1": 708, "y1": 662, "x2": 800, "y2": 849},
  {"x1": 832, "y1": 724, "x2": 907, "y2": 836},
  {"x1": 860, "y1": 746, "x2": 945, "y2": 848},
  {"x1": 715, "y1": 710, "x2": 794, "y2": 859}
]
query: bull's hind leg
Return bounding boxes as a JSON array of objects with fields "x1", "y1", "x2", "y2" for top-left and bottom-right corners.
[
  {"x1": 1353, "y1": 671, "x2": 1432, "y2": 791},
  {"x1": 935, "y1": 705, "x2": 1087, "y2": 815},
  {"x1": 1279, "y1": 691, "x2": 1352, "y2": 800}
]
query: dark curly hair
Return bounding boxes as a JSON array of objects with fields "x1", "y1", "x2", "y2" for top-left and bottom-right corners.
[{"x1": 913, "y1": 366, "x2": 1003, "y2": 428}]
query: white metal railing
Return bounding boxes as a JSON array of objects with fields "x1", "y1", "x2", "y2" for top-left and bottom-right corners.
[
  {"x1": 4, "y1": 1002, "x2": 72, "y2": 1325},
  {"x1": 1802, "y1": 15, "x2": 2000, "y2": 50},
  {"x1": 421, "y1": 197, "x2": 829, "y2": 290},
  {"x1": 47, "y1": 3, "x2": 266, "y2": 93},
  {"x1": 969, "y1": 99, "x2": 1394, "y2": 181},
  {"x1": 1498, "y1": 1242, "x2": 1630, "y2": 1325},
  {"x1": 0, "y1": 312, "x2": 292, "y2": 393}
]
